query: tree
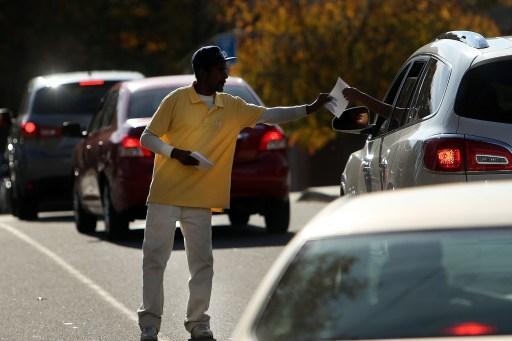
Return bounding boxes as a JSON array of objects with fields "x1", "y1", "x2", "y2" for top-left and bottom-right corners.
[
  {"x1": 222, "y1": 0, "x2": 501, "y2": 153},
  {"x1": 0, "y1": 0, "x2": 226, "y2": 111}
]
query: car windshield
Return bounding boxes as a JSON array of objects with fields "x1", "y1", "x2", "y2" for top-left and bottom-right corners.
[
  {"x1": 455, "y1": 59, "x2": 512, "y2": 124},
  {"x1": 31, "y1": 81, "x2": 118, "y2": 115},
  {"x1": 255, "y1": 229, "x2": 512, "y2": 340},
  {"x1": 127, "y1": 83, "x2": 261, "y2": 119}
]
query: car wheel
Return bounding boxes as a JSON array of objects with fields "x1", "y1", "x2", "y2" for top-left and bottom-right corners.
[
  {"x1": 12, "y1": 189, "x2": 37, "y2": 220},
  {"x1": 73, "y1": 182, "x2": 97, "y2": 234},
  {"x1": 102, "y1": 183, "x2": 128, "y2": 240},
  {"x1": 264, "y1": 198, "x2": 290, "y2": 234},
  {"x1": 0, "y1": 177, "x2": 11, "y2": 214},
  {"x1": 228, "y1": 209, "x2": 250, "y2": 228}
]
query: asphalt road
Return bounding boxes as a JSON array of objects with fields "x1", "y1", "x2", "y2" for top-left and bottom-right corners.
[{"x1": 0, "y1": 192, "x2": 333, "y2": 341}]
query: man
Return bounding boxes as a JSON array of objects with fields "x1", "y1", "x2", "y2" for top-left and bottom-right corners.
[{"x1": 138, "y1": 45, "x2": 331, "y2": 341}]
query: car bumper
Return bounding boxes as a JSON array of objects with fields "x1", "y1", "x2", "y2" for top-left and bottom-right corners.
[{"x1": 231, "y1": 152, "x2": 289, "y2": 199}]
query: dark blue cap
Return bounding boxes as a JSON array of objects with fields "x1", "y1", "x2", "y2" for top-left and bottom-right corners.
[{"x1": 192, "y1": 45, "x2": 236, "y2": 73}]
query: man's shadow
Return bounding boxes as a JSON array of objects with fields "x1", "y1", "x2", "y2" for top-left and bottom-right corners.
[
  {"x1": 32, "y1": 212, "x2": 295, "y2": 249},
  {"x1": 87, "y1": 223, "x2": 295, "y2": 250}
]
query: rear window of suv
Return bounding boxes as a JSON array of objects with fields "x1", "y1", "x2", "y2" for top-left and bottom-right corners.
[
  {"x1": 455, "y1": 60, "x2": 512, "y2": 124},
  {"x1": 31, "y1": 81, "x2": 119, "y2": 115}
]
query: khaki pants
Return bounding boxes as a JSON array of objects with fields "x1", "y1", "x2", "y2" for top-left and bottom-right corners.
[{"x1": 137, "y1": 203, "x2": 213, "y2": 332}]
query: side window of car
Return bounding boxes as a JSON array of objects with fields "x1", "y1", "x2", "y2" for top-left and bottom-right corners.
[
  {"x1": 88, "y1": 107, "x2": 104, "y2": 134},
  {"x1": 100, "y1": 90, "x2": 119, "y2": 129},
  {"x1": 373, "y1": 65, "x2": 411, "y2": 136},
  {"x1": 388, "y1": 60, "x2": 427, "y2": 131},
  {"x1": 405, "y1": 59, "x2": 451, "y2": 124}
]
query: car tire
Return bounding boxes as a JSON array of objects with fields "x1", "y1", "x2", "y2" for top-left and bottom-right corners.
[
  {"x1": 73, "y1": 183, "x2": 97, "y2": 234},
  {"x1": 0, "y1": 177, "x2": 11, "y2": 214},
  {"x1": 102, "y1": 183, "x2": 129, "y2": 240},
  {"x1": 264, "y1": 198, "x2": 290, "y2": 234},
  {"x1": 228, "y1": 209, "x2": 250, "y2": 228},
  {"x1": 12, "y1": 189, "x2": 38, "y2": 220}
]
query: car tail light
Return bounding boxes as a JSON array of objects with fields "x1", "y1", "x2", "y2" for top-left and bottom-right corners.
[
  {"x1": 79, "y1": 80, "x2": 105, "y2": 86},
  {"x1": 444, "y1": 322, "x2": 496, "y2": 336},
  {"x1": 21, "y1": 121, "x2": 61, "y2": 138},
  {"x1": 120, "y1": 136, "x2": 152, "y2": 157},
  {"x1": 259, "y1": 128, "x2": 286, "y2": 151},
  {"x1": 424, "y1": 137, "x2": 512, "y2": 172},
  {"x1": 465, "y1": 139, "x2": 512, "y2": 171}
]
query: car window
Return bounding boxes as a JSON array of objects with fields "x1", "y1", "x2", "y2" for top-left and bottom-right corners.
[
  {"x1": 127, "y1": 84, "x2": 261, "y2": 119},
  {"x1": 88, "y1": 101, "x2": 106, "y2": 133},
  {"x1": 405, "y1": 58, "x2": 451, "y2": 124},
  {"x1": 128, "y1": 87, "x2": 180, "y2": 119},
  {"x1": 254, "y1": 229, "x2": 512, "y2": 341},
  {"x1": 373, "y1": 64, "x2": 411, "y2": 136},
  {"x1": 387, "y1": 60, "x2": 426, "y2": 131},
  {"x1": 223, "y1": 84, "x2": 260, "y2": 104},
  {"x1": 100, "y1": 90, "x2": 119, "y2": 128},
  {"x1": 31, "y1": 81, "x2": 118, "y2": 116},
  {"x1": 455, "y1": 59, "x2": 512, "y2": 124}
]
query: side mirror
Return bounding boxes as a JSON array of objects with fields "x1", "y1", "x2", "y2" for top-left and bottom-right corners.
[
  {"x1": 331, "y1": 106, "x2": 374, "y2": 134},
  {"x1": 0, "y1": 108, "x2": 13, "y2": 130},
  {"x1": 62, "y1": 122, "x2": 85, "y2": 137}
]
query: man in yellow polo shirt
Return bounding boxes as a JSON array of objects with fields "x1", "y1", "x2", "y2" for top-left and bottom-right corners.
[{"x1": 138, "y1": 45, "x2": 331, "y2": 341}]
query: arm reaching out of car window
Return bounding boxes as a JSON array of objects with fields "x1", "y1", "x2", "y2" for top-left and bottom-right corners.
[{"x1": 342, "y1": 87, "x2": 394, "y2": 119}]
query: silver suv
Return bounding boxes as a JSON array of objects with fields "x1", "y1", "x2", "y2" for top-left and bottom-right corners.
[
  {"x1": 7, "y1": 71, "x2": 143, "y2": 219},
  {"x1": 334, "y1": 31, "x2": 512, "y2": 196}
]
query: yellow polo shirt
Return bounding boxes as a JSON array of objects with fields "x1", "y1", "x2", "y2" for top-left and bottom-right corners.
[{"x1": 146, "y1": 84, "x2": 265, "y2": 209}]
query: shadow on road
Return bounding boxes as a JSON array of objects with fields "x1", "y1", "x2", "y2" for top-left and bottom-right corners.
[
  {"x1": 27, "y1": 211, "x2": 295, "y2": 250},
  {"x1": 37, "y1": 215, "x2": 75, "y2": 223},
  {"x1": 86, "y1": 224, "x2": 295, "y2": 250}
]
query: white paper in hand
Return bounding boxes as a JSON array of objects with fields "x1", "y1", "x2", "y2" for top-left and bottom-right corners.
[
  {"x1": 324, "y1": 77, "x2": 350, "y2": 118},
  {"x1": 191, "y1": 151, "x2": 214, "y2": 170}
]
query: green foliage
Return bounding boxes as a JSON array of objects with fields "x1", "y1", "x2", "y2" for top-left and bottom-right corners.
[{"x1": 0, "y1": 0, "x2": 225, "y2": 111}]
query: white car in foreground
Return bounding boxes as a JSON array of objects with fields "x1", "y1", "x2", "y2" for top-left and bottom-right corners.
[{"x1": 233, "y1": 180, "x2": 512, "y2": 341}]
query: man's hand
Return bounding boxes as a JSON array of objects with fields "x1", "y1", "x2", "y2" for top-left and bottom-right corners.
[
  {"x1": 170, "y1": 148, "x2": 199, "y2": 166},
  {"x1": 306, "y1": 93, "x2": 332, "y2": 114}
]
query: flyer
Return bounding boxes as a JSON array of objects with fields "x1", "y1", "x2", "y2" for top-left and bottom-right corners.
[{"x1": 324, "y1": 77, "x2": 350, "y2": 118}]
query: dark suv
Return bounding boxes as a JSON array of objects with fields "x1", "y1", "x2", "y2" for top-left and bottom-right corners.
[{"x1": 7, "y1": 71, "x2": 144, "y2": 219}]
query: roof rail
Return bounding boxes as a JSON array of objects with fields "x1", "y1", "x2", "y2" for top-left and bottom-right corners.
[{"x1": 436, "y1": 31, "x2": 489, "y2": 49}]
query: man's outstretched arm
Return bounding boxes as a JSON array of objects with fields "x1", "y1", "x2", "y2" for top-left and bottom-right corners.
[{"x1": 258, "y1": 93, "x2": 331, "y2": 124}]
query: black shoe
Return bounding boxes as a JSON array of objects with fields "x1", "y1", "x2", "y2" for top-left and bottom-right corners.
[
  {"x1": 189, "y1": 324, "x2": 216, "y2": 341},
  {"x1": 140, "y1": 326, "x2": 158, "y2": 341}
]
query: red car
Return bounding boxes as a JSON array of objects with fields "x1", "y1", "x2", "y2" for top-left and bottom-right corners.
[{"x1": 66, "y1": 75, "x2": 290, "y2": 239}]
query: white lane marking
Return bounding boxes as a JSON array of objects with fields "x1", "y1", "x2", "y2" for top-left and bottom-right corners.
[
  {"x1": 0, "y1": 222, "x2": 172, "y2": 341},
  {"x1": 0, "y1": 222, "x2": 137, "y2": 322}
]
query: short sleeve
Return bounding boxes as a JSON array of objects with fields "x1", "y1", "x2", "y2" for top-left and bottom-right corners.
[
  {"x1": 147, "y1": 93, "x2": 176, "y2": 137},
  {"x1": 235, "y1": 96, "x2": 266, "y2": 129}
]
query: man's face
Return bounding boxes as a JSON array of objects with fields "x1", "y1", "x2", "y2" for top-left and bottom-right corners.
[{"x1": 204, "y1": 61, "x2": 228, "y2": 92}]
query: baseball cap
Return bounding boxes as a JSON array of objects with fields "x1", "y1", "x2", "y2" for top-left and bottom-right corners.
[{"x1": 191, "y1": 45, "x2": 236, "y2": 73}]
